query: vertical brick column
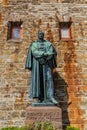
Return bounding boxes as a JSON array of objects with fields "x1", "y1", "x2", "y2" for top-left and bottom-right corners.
[
  {"x1": 0, "y1": 12, "x2": 2, "y2": 24},
  {"x1": 3, "y1": 0, "x2": 8, "y2": 6}
]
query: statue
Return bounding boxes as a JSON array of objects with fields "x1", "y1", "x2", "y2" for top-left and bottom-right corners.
[{"x1": 25, "y1": 31, "x2": 58, "y2": 105}]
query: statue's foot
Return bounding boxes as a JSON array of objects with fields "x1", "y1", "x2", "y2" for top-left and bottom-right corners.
[
  {"x1": 38, "y1": 98, "x2": 44, "y2": 103},
  {"x1": 33, "y1": 98, "x2": 39, "y2": 103},
  {"x1": 50, "y1": 97, "x2": 59, "y2": 105}
]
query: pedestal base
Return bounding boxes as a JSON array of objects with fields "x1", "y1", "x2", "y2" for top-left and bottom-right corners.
[
  {"x1": 25, "y1": 106, "x2": 62, "y2": 130},
  {"x1": 32, "y1": 102, "x2": 58, "y2": 106}
]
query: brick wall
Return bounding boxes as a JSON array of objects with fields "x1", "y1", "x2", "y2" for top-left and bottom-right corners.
[{"x1": 0, "y1": 0, "x2": 87, "y2": 130}]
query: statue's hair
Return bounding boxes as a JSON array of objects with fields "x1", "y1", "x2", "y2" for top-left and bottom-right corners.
[{"x1": 38, "y1": 31, "x2": 44, "y2": 36}]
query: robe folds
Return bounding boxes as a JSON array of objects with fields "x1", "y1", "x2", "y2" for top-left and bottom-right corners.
[{"x1": 25, "y1": 40, "x2": 57, "y2": 99}]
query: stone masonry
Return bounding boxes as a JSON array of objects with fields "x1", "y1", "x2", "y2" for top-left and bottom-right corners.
[{"x1": 0, "y1": 0, "x2": 87, "y2": 130}]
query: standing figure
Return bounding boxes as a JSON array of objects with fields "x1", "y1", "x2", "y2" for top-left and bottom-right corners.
[{"x1": 25, "y1": 31, "x2": 58, "y2": 105}]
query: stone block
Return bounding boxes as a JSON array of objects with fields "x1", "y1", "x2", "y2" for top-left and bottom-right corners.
[{"x1": 25, "y1": 106, "x2": 62, "y2": 130}]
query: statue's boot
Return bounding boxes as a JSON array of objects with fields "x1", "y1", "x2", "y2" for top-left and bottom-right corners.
[{"x1": 50, "y1": 97, "x2": 59, "y2": 105}]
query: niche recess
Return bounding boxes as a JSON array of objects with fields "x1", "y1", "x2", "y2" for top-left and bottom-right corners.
[
  {"x1": 7, "y1": 21, "x2": 23, "y2": 42},
  {"x1": 59, "y1": 22, "x2": 72, "y2": 41}
]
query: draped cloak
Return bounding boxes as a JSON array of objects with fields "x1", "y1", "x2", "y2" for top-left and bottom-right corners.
[{"x1": 25, "y1": 40, "x2": 57, "y2": 99}]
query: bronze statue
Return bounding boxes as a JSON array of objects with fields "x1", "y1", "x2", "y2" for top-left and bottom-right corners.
[{"x1": 25, "y1": 31, "x2": 58, "y2": 105}]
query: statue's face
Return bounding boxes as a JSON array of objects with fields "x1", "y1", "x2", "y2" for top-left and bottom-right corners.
[{"x1": 38, "y1": 32, "x2": 44, "y2": 39}]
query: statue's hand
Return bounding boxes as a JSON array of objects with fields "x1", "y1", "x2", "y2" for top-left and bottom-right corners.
[
  {"x1": 44, "y1": 52, "x2": 53, "y2": 57},
  {"x1": 43, "y1": 52, "x2": 48, "y2": 56}
]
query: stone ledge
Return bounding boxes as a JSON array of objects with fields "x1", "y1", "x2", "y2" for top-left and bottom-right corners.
[{"x1": 7, "y1": 39, "x2": 23, "y2": 43}]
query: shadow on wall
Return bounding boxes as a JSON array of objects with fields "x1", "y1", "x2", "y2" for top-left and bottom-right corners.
[{"x1": 53, "y1": 71, "x2": 70, "y2": 130}]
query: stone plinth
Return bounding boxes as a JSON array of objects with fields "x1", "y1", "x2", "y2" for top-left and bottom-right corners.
[{"x1": 25, "y1": 106, "x2": 62, "y2": 130}]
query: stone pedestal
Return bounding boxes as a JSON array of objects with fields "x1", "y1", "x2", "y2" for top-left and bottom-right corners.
[{"x1": 25, "y1": 106, "x2": 62, "y2": 130}]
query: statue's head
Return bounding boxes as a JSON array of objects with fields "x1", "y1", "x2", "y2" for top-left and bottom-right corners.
[{"x1": 38, "y1": 31, "x2": 44, "y2": 40}]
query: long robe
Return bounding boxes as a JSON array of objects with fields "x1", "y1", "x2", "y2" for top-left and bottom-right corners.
[{"x1": 25, "y1": 40, "x2": 57, "y2": 100}]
